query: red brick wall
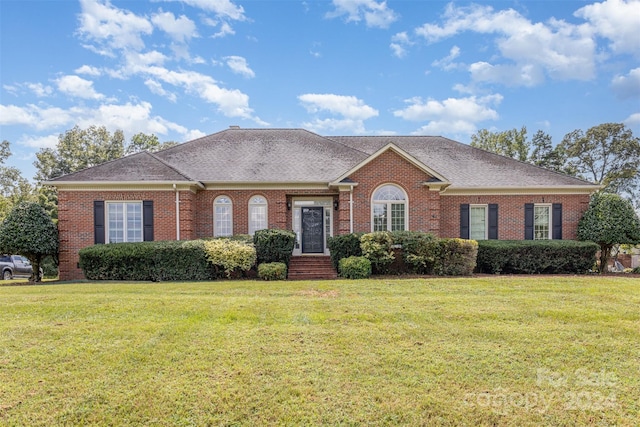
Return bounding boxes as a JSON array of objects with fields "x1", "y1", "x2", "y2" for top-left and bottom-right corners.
[
  {"x1": 346, "y1": 150, "x2": 441, "y2": 234},
  {"x1": 440, "y1": 194, "x2": 591, "y2": 240},
  {"x1": 58, "y1": 190, "x2": 181, "y2": 280}
]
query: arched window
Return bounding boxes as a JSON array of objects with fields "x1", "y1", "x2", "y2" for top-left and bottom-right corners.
[
  {"x1": 248, "y1": 195, "x2": 268, "y2": 235},
  {"x1": 214, "y1": 196, "x2": 233, "y2": 237},
  {"x1": 372, "y1": 184, "x2": 407, "y2": 232}
]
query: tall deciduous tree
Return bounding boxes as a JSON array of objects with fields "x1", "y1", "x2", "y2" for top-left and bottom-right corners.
[
  {"x1": 528, "y1": 130, "x2": 573, "y2": 174},
  {"x1": 470, "y1": 126, "x2": 529, "y2": 161},
  {"x1": 0, "y1": 140, "x2": 34, "y2": 221},
  {"x1": 577, "y1": 192, "x2": 640, "y2": 273},
  {"x1": 0, "y1": 202, "x2": 58, "y2": 282},
  {"x1": 125, "y1": 133, "x2": 178, "y2": 155},
  {"x1": 561, "y1": 123, "x2": 640, "y2": 205}
]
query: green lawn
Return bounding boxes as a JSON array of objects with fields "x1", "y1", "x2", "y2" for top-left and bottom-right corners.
[{"x1": 0, "y1": 277, "x2": 638, "y2": 426}]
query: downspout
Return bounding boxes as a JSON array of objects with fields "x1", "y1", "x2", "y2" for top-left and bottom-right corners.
[
  {"x1": 174, "y1": 184, "x2": 180, "y2": 241},
  {"x1": 349, "y1": 187, "x2": 354, "y2": 234}
]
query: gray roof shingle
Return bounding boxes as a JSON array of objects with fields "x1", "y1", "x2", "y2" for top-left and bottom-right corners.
[{"x1": 50, "y1": 128, "x2": 596, "y2": 189}]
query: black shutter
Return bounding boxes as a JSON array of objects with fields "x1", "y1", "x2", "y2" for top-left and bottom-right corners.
[
  {"x1": 552, "y1": 203, "x2": 562, "y2": 240},
  {"x1": 488, "y1": 204, "x2": 498, "y2": 240},
  {"x1": 143, "y1": 200, "x2": 154, "y2": 241},
  {"x1": 460, "y1": 204, "x2": 470, "y2": 239},
  {"x1": 524, "y1": 203, "x2": 534, "y2": 240},
  {"x1": 94, "y1": 201, "x2": 105, "y2": 244}
]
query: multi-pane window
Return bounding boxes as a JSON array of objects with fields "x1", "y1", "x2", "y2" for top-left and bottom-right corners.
[
  {"x1": 372, "y1": 184, "x2": 407, "y2": 232},
  {"x1": 534, "y1": 205, "x2": 551, "y2": 240},
  {"x1": 470, "y1": 205, "x2": 487, "y2": 240},
  {"x1": 214, "y1": 196, "x2": 233, "y2": 237},
  {"x1": 107, "y1": 202, "x2": 142, "y2": 243},
  {"x1": 248, "y1": 196, "x2": 267, "y2": 235}
]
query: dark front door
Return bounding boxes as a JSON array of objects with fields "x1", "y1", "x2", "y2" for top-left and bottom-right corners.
[{"x1": 302, "y1": 207, "x2": 324, "y2": 253}]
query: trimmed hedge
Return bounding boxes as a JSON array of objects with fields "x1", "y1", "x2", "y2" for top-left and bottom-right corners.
[
  {"x1": 476, "y1": 240, "x2": 600, "y2": 274},
  {"x1": 395, "y1": 231, "x2": 438, "y2": 274},
  {"x1": 203, "y1": 239, "x2": 256, "y2": 278},
  {"x1": 258, "y1": 262, "x2": 287, "y2": 280},
  {"x1": 338, "y1": 256, "x2": 372, "y2": 279},
  {"x1": 327, "y1": 233, "x2": 363, "y2": 270},
  {"x1": 434, "y1": 238, "x2": 478, "y2": 276},
  {"x1": 79, "y1": 240, "x2": 212, "y2": 281},
  {"x1": 253, "y1": 229, "x2": 296, "y2": 266},
  {"x1": 360, "y1": 232, "x2": 395, "y2": 274}
]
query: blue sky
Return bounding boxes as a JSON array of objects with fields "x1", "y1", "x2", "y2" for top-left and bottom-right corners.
[{"x1": 1, "y1": 0, "x2": 639, "y2": 181}]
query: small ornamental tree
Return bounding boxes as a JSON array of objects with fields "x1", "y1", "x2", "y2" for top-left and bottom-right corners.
[
  {"x1": 577, "y1": 193, "x2": 640, "y2": 273},
  {"x1": 0, "y1": 202, "x2": 58, "y2": 282}
]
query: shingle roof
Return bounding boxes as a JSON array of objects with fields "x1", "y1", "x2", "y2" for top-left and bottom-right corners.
[
  {"x1": 52, "y1": 151, "x2": 193, "y2": 182},
  {"x1": 50, "y1": 128, "x2": 596, "y2": 189},
  {"x1": 329, "y1": 135, "x2": 592, "y2": 188}
]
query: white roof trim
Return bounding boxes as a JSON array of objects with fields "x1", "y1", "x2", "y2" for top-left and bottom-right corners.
[
  {"x1": 330, "y1": 142, "x2": 450, "y2": 185},
  {"x1": 441, "y1": 185, "x2": 601, "y2": 195}
]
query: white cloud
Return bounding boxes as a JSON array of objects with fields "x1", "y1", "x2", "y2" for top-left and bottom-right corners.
[
  {"x1": 144, "y1": 79, "x2": 177, "y2": 102},
  {"x1": 171, "y1": 0, "x2": 246, "y2": 21},
  {"x1": 432, "y1": 45, "x2": 462, "y2": 71},
  {"x1": 75, "y1": 65, "x2": 102, "y2": 76},
  {"x1": 414, "y1": 3, "x2": 596, "y2": 85},
  {"x1": 611, "y1": 67, "x2": 640, "y2": 99},
  {"x1": 77, "y1": 0, "x2": 153, "y2": 54},
  {"x1": 575, "y1": 0, "x2": 640, "y2": 56},
  {"x1": 27, "y1": 83, "x2": 53, "y2": 97},
  {"x1": 393, "y1": 94, "x2": 503, "y2": 136},
  {"x1": 224, "y1": 56, "x2": 255, "y2": 78},
  {"x1": 0, "y1": 104, "x2": 74, "y2": 130},
  {"x1": 298, "y1": 94, "x2": 378, "y2": 120},
  {"x1": 390, "y1": 32, "x2": 412, "y2": 58},
  {"x1": 18, "y1": 134, "x2": 59, "y2": 149},
  {"x1": 152, "y1": 10, "x2": 197, "y2": 43},
  {"x1": 56, "y1": 75, "x2": 105, "y2": 100},
  {"x1": 298, "y1": 94, "x2": 378, "y2": 134},
  {"x1": 327, "y1": 0, "x2": 398, "y2": 29},
  {"x1": 208, "y1": 20, "x2": 235, "y2": 38},
  {"x1": 624, "y1": 112, "x2": 640, "y2": 126}
]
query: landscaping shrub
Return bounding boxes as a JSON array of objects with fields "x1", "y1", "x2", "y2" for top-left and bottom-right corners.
[
  {"x1": 327, "y1": 233, "x2": 363, "y2": 269},
  {"x1": 434, "y1": 238, "x2": 478, "y2": 276},
  {"x1": 395, "y1": 231, "x2": 438, "y2": 274},
  {"x1": 476, "y1": 240, "x2": 599, "y2": 274},
  {"x1": 338, "y1": 256, "x2": 372, "y2": 279},
  {"x1": 631, "y1": 266, "x2": 640, "y2": 274},
  {"x1": 257, "y1": 262, "x2": 287, "y2": 280},
  {"x1": 253, "y1": 229, "x2": 296, "y2": 266},
  {"x1": 79, "y1": 240, "x2": 212, "y2": 281},
  {"x1": 203, "y1": 239, "x2": 256, "y2": 278},
  {"x1": 360, "y1": 232, "x2": 395, "y2": 274}
]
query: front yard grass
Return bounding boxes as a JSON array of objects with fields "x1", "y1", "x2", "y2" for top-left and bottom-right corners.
[{"x1": 0, "y1": 276, "x2": 638, "y2": 426}]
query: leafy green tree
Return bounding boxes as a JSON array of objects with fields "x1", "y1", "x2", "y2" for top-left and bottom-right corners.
[
  {"x1": 0, "y1": 140, "x2": 34, "y2": 221},
  {"x1": 470, "y1": 126, "x2": 529, "y2": 161},
  {"x1": 577, "y1": 192, "x2": 640, "y2": 273},
  {"x1": 34, "y1": 126, "x2": 126, "y2": 219},
  {"x1": 528, "y1": 130, "x2": 574, "y2": 174},
  {"x1": 561, "y1": 123, "x2": 640, "y2": 205},
  {"x1": 125, "y1": 133, "x2": 178, "y2": 155},
  {"x1": 0, "y1": 202, "x2": 58, "y2": 282}
]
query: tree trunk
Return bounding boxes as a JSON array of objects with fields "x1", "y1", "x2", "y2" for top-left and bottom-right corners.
[
  {"x1": 598, "y1": 244, "x2": 613, "y2": 274},
  {"x1": 29, "y1": 255, "x2": 43, "y2": 283}
]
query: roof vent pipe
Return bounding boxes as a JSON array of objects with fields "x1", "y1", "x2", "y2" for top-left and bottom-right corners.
[{"x1": 229, "y1": 125, "x2": 240, "y2": 129}]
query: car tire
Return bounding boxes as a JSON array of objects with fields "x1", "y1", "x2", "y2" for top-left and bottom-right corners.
[{"x1": 2, "y1": 270, "x2": 12, "y2": 281}]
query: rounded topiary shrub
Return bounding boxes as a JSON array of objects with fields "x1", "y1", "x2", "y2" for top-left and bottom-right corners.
[
  {"x1": 339, "y1": 256, "x2": 372, "y2": 279},
  {"x1": 258, "y1": 262, "x2": 287, "y2": 281}
]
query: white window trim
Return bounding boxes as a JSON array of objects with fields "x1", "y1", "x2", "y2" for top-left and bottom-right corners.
[
  {"x1": 105, "y1": 201, "x2": 143, "y2": 244},
  {"x1": 533, "y1": 203, "x2": 552, "y2": 240},
  {"x1": 470, "y1": 204, "x2": 488, "y2": 241},
  {"x1": 370, "y1": 184, "x2": 409, "y2": 232},
  {"x1": 214, "y1": 196, "x2": 233, "y2": 237},
  {"x1": 248, "y1": 195, "x2": 268, "y2": 235}
]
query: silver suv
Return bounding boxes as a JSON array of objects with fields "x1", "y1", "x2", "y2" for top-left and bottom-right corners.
[{"x1": 0, "y1": 255, "x2": 35, "y2": 280}]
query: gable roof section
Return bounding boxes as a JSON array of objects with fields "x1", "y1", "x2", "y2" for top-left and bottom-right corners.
[
  {"x1": 330, "y1": 142, "x2": 450, "y2": 187},
  {"x1": 329, "y1": 135, "x2": 596, "y2": 192},
  {"x1": 153, "y1": 128, "x2": 368, "y2": 183},
  {"x1": 49, "y1": 151, "x2": 195, "y2": 184}
]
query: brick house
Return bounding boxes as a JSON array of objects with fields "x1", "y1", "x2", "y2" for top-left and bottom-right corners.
[{"x1": 49, "y1": 127, "x2": 599, "y2": 280}]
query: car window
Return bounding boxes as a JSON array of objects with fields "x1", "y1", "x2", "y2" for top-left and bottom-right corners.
[{"x1": 0, "y1": 255, "x2": 10, "y2": 263}]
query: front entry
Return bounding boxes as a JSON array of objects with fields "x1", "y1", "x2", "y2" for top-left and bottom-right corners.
[{"x1": 301, "y1": 207, "x2": 324, "y2": 253}]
